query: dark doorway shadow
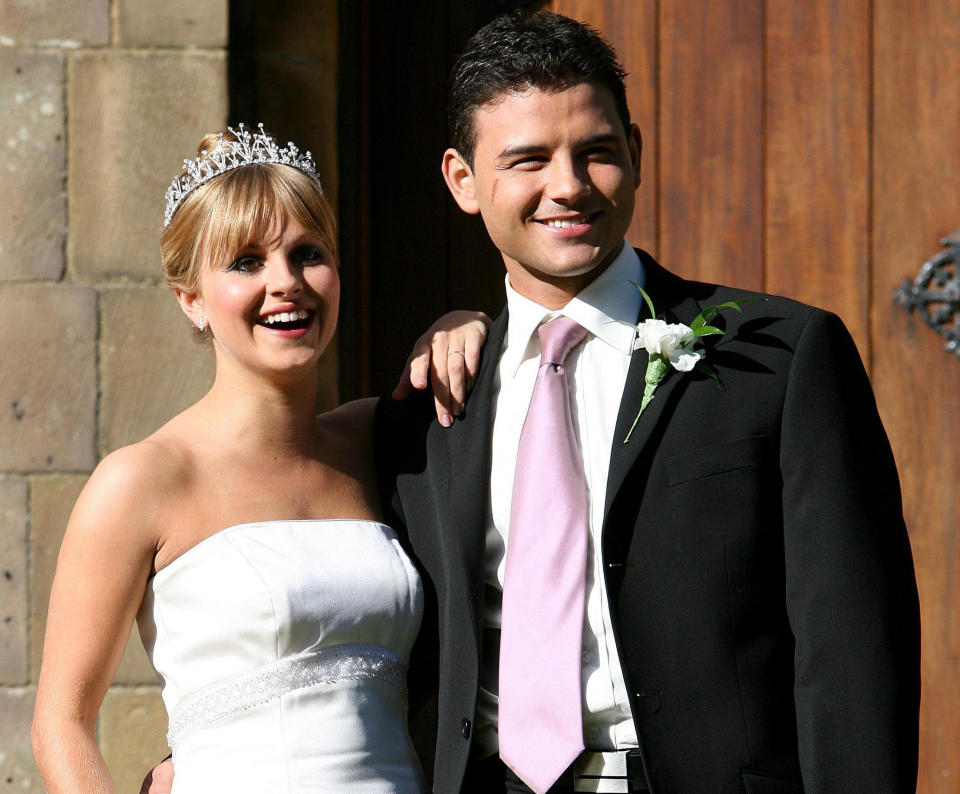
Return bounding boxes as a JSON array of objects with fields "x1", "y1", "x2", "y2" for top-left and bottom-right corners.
[{"x1": 337, "y1": 0, "x2": 544, "y2": 398}]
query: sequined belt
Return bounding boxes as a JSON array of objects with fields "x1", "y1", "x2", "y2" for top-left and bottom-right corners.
[{"x1": 166, "y1": 643, "x2": 408, "y2": 750}]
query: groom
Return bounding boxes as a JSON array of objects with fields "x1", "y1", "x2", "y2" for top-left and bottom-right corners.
[{"x1": 377, "y1": 10, "x2": 920, "y2": 794}]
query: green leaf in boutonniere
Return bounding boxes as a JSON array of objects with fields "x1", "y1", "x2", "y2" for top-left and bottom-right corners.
[{"x1": 623, "y1": 284, "x2": 764, "y2": 443}]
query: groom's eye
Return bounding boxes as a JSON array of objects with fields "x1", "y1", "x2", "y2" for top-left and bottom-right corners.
[
  {"x1": 583, "y1": 146, "x2": 613, "y2": 160},
  {"x1": 510, "y1": 155, "x2": 547, "y2": 169}
]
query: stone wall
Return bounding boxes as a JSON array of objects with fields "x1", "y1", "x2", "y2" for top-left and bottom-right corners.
[{"x1": 1, "y1": 1, "x2": 227, "y2": 789}]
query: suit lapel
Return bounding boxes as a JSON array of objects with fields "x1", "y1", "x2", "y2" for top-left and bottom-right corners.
[
  {"x1": 605, "y1": 255, "x2": 704, "y2": 518},
  {"x1": 440, "y1": 307, "x2": 508, "y2": 639}
]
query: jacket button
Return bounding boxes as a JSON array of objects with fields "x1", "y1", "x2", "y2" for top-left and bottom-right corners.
[
  {"x1": 461, "y1": 718, "x2": 472, "y2": 739},
  {"x1": 636, "y1": 691, "x2": 661, "y2": 715}
]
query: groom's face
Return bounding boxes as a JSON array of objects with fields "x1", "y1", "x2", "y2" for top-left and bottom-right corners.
[{"x1": 443, "y1": 80, "x2": 641, "y2": 308}]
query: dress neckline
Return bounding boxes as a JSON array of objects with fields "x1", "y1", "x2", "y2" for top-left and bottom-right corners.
[{"x1": 153, "y1": 519, "x2": 395, "y2": 580}]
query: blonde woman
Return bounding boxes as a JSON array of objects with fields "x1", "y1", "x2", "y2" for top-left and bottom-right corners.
[{"x1": 31, "y1": 125, "x2": 487, "y2": 793}]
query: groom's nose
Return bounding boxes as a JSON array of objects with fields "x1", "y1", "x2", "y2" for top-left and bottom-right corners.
[{"x1": 544, "y1": 155, "x2": 591, "y2": 204}]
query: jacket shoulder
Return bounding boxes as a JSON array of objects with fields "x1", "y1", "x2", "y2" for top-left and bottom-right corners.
[{"x1": 636, "y1": 249, "x2": 845, "y2": 346}]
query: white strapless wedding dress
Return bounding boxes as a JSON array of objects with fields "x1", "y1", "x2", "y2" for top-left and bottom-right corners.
[{"x1": 137, "y1": 520, "x2": 426, "y2": 793}]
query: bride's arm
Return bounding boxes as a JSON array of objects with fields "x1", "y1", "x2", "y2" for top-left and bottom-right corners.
[
  {"x1": 392, "y1": 310, "x2": 491, "y2": 426},
  {"x1": 32, "y1": 445, "x2": 161, "y2": 793}
]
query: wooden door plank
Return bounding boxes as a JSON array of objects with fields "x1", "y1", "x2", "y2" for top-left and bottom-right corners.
[
  {"x1": 874, "y1": 1, "x2": 960, "y2": 789},
  {"x1": 658, "y1": 0, "x2": 764, "y2": 286},
  {"x1": 765, "y1": 0, "x2": 870, "y2": 355}
]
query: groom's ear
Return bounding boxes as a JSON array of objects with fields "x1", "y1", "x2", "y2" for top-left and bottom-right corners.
[{"x1": 441, "y1": 148, "x2": 480, "y2": 215}]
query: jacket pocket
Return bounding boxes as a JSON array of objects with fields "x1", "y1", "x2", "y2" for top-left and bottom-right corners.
[
  {"x1": 665, "y1": 435, "x2": 768, "y2": 487},
  {"x1": 741, "y1": 769, "x2": 804, "y2": 794}
]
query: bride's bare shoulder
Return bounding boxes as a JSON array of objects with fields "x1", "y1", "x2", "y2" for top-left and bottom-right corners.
[{"x1": 76, "y1": 420, "x2": 198, "y2": 535}]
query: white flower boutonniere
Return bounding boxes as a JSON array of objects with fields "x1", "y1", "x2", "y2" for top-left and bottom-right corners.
[{"x1": 623, "y1": 284, "x2": 755, "y2": 443}]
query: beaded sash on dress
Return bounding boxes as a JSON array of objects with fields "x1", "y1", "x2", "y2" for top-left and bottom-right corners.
[{"x1": 166, "y1": 643, "x2": 407, "y2": 750}]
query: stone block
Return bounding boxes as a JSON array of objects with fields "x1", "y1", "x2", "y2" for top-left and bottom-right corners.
[
  {"x1": 0, "y1": 284, "x2": 96, "y2": 472},
  {"x1": 0, "y1": 476, "x2": 28, "y2": 683},
  {"x1": 0, "y1": 687, "x2": 43, "y2": 789},
  {"x1": 99, "y1": 686, "x2": 169, "y2": 791},
  {"x1": 0, "y1": 49, "x2": 65, "y2": 282},
  {"x1": 29, "y1": 475, "x2": 160, "y2": 685},
  {"x1": 100, "y1": 286, "x2": 214, "y2": 452},
  {"x1": 0, "y1": 0, "x2": 109, "y2": 46},
  {"x1": 68, "y1": 51, "x2": 227, "y2": 280},
  {"x1": 117, "y1": 0, "x2": 227, "y2": 48}
]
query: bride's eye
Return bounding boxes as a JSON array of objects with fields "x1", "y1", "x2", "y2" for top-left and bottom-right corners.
[
  {"x1": 227, "y1": 255, "x2": 262, "y2": 274},
  {"x1": 293, "y1": 246, "x2": 326, "y2": 266}
]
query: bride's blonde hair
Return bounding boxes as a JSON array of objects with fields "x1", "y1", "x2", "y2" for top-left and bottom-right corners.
[{"x1": 161, "y1": 129, "x2": 337, "y2": 295}]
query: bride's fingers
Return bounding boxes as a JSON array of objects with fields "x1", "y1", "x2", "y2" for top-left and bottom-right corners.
[
  {"x1": 392, "y1": 340, "x2": 432, "y2": 398},
  {"x1": 430, "y1": 365, "x2": 454, "y2": 429},
  {"x1": 392, "y1": 312, "x2": 489, "y2": 412},
  {"x1": 446, "y1": 339, "x2": 468, "y2": 411},
  {"x1": 437, "y1": 320, "x2": 484, "y2": 410},
  {"x1": 426, "y1": 332, "x2": 456, "y2": 425},
  {"x1": 462, "y1": 322, "x2": 486, "y2": 391},
  {"x1": 407, "y1": 346, "x2": 431, "y2": 390}
]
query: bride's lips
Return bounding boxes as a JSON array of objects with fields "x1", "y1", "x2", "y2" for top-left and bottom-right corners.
[{"x1": 256, "y1": 306, "x2": 316, "y2": 338}]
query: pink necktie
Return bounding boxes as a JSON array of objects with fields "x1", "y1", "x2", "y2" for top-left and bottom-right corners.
[{"x1": 499, "y1": 316, "x2": 590, "y2": 794}]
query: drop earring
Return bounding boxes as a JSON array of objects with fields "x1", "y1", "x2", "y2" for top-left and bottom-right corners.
[{"x1": 198, "y1": 315, "x2": 206, "y2": 332}]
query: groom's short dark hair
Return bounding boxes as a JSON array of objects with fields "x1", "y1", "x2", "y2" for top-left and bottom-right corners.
[{"x1": 448, "y1": 10, "x2": 630, "y2": 166}]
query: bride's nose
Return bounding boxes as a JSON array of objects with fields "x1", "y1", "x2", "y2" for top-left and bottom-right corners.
[{"x1": 266, "y1": 256, "x2": 304, "y2": 297}]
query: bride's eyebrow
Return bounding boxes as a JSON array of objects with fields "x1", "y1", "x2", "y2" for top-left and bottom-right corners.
[
  {"x1": 289, "y1": 235, "x2": 326, "y2": 249},
  {"x1": 233, "y1": 244, "x2": 265, "y2": 256}
]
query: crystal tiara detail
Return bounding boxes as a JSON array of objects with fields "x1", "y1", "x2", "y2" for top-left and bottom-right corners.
[{"x1": 163, "y1": 123, "x2": 322, "y2": 227}]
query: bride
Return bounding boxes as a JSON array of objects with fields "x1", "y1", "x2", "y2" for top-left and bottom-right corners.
[{"x1": 31, "y1": 124, "x2": 487, "y2": 793}]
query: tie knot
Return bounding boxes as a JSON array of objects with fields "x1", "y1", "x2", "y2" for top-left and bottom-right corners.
[{"x1": 537, "y1": 316, "x2": 588, "y2": 367}]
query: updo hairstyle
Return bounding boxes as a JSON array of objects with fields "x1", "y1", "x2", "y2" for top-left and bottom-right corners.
[{"x1": 161, "y1": 128, "x2": 337, "y2": 295}]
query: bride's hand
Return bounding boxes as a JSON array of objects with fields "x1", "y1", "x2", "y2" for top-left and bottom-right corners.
[
  {"x1": 392, "y1": 310, "x2": 491, "y2": 427},
  {"x1": 139, "y1": 757, "x2": 174, "y2": 794}
]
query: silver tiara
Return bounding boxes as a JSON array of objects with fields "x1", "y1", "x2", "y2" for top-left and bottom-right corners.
[{"x1": 163, "y1": 122, "x2": 322, "y2": 227}]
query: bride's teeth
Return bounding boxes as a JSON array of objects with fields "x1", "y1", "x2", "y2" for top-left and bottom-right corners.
[{"x1": 263, "y1": 309, "x2": 310, "y2": 325}]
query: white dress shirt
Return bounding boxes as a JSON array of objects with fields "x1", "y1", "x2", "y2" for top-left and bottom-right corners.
[{"x1": 474, "y1": 241, "x2": 645, "y2": 759}]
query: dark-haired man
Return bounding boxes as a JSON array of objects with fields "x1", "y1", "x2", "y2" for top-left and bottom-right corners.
[{"x1": 378, "y1": 10, "x2": 920, "y2": 794}]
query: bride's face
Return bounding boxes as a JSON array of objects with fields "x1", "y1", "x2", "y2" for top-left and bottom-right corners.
[{"x1": 184, "y1": 215, "x2": 339, "y2": 382}]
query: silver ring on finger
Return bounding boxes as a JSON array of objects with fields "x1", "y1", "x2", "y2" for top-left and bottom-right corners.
[{"x1": 448, "y1": 350, "x2": 465, "y2": 358}]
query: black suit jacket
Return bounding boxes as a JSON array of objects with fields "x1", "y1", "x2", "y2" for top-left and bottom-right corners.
[{"x1": 375, "y1": 251, "x2": 920, "y2": 794}]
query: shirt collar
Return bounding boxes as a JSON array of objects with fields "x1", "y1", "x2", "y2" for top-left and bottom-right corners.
[{"x1": 501, "y1": 241, "x2": 645, "y2": 378}]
